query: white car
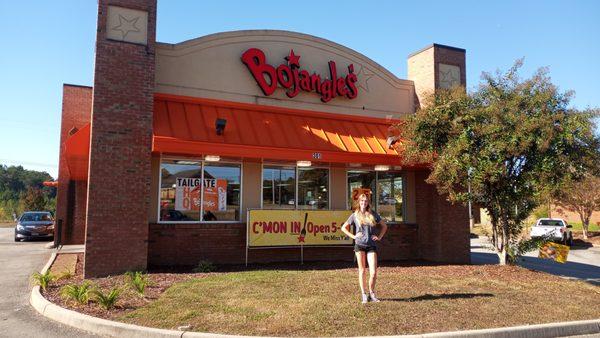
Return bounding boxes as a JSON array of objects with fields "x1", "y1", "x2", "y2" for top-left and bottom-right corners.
[{"x1": 530, "y1": 218, "x2": 573, "y2": 246}]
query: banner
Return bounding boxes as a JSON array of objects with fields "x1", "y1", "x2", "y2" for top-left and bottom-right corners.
[
  {"x1": 175, "y1": 178, "x2": 227, "y2": 212},
  {"x1": 538, "y1": 242, "x2": 570, "y2": 263},
  {"x1": 248, "y1": 210, "x2": 353, "y2": 247}
]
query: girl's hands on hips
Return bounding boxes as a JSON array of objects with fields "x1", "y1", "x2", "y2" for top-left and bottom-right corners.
[
  {"x1": 354, "y1": 232, "x2": 363, "y2": 240},
  {"x1": 371, "y1": 235, "x2": 380, "y2": 241}
]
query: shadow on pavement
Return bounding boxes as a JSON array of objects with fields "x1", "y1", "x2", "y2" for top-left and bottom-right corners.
[
  {"x1": 471, "y1": 251, "x2": 600, "y2": 286},
  {"x1": 381, "y1": 293, "x2": 494, "y2": 302}
]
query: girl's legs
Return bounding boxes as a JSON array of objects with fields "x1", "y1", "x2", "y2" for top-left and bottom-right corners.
[
  {"x1": 367, "y1": 251, "x2": 378, "y2": 296},
  {"x1": 355, "y1": 251, "x2": 367, "y2": 295}
]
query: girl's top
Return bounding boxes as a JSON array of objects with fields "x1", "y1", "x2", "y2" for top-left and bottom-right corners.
[{"x1": 345, "y1": 211, "x2": 381, "y2": 247}]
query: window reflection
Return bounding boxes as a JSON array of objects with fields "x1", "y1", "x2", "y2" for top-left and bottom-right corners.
[
  {"x1": 263, "y1": 166, "x2": 296, "y2": 209},
  {"x1": 298, "y1": 168, "x2": 329, "y2": 210}
]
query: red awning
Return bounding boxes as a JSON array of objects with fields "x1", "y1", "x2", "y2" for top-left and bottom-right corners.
[
  {"x1": 153, "y1": 94, "x2": 403, "y2": 165},
  {"x1": 61, "y1": 94, "x2": 408, "y2": 181},
  {"x1": 64, "y1": 123, "x2": 90, "y2": 181}
]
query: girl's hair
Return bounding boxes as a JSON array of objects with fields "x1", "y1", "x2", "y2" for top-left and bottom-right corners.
[{"x1": 353, "y1": 193, "x2": 376, "y2": 226}]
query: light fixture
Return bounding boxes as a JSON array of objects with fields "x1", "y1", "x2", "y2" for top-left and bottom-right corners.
[
  {"x1": 216, "y1": 118, "x2": 227, "y2": 135},
  {"x1": 374, "y1": 165, "x2": 390, "y2": 171},
  {"x1": 176, "y1": 160, "x2": 200, "y2": 165},
  {"x1": 205, "y1": 155, "x2": 220, "y2": 162},
  {"x1": 297, "y1": 160, "x2": 312, "y2": 167}
]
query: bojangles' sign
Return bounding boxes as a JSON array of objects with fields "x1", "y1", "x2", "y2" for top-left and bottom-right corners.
[{"x1": 241, "y1": 48, "x2": 358, "y2": 103}]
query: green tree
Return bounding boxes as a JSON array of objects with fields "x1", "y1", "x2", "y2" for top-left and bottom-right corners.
[
  {"x1": 555, "y1": 174, "x2": 600, "y2": 239},
  {"x1": 401, "y1": 60, "x2": 598, "y2": 264},
  {"x1": 20, "y1": 187, "x2": 47, "y2": 212}
]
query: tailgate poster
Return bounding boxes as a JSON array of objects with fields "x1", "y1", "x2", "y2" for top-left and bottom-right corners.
[
  {"x1": 538, "y1": 242, "x2": 570, "y2": 263},
  {"x1": 248, "y1": 210, "x2": 352, "y2": 247},
  {"x1": 175, "y1": 178, "x2": 227, "y2": 212}
]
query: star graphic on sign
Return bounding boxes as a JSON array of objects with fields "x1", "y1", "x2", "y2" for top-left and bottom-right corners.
[
  {"x1": 355, "y1": 65, "x2": 374, "y2": 92},
  {"x1": 285, "y1": 49, "x2": 300, "y2": 68},
  {"x1": 297, "y1": 235, "x2": 305, "y2": 243},
  {"x1": 440, "y1": 69, "x2": 458, "y2": 88},
  {"x1": 112, "y1": 14, "x2": 140, "y2": 39}
]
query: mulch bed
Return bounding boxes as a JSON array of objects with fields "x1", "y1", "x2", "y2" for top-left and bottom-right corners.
[{"x1": 43, "y1": 253, "x2": 210, "y2": 320}]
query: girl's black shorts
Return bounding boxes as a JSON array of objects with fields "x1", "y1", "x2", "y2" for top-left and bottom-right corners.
[{"x1": 354, "y1": 244, "x2": 377, "y2": 253}]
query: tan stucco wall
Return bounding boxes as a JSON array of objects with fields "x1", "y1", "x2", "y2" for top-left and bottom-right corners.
[
  {"x1": 148, "y1": 154, "x2": 160, "y2": 223},
  {"x1": 242, "y1": 161, "x2": 262, "y2": 221},
  {"x1": 156, "y1": 30, "x2": 415, "y2": 120},
  {"x1": 407, "y1": 47, "x2": 434, "y2": 109},
  {"x1": 330, "y1": 167, "x2": 348, "y2": 210}
]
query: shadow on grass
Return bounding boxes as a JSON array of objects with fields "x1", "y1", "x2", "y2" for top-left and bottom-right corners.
[{"x1": 381, "y1": 293, "x2": 494, "y2": 302}]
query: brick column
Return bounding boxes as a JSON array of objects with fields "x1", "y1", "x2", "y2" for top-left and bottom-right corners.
[
  {"x1": 84, "y1": 0, "x2": 157, "y2": 277},
  {"x1": 56, "y1": 85, "x2": 92, "y2": 245}
]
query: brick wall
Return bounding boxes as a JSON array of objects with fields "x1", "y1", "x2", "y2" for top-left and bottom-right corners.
[
  {"x1": 148, "y1": 223, "x2": 418, "y2": 267},
  {"x1": 414, "y1": 170, "x2": 470, "y2": 263},
  {"x1": 55, "y1": 85, "x2": 92, "y2": 245},
  {"x1": 84, "y1": 0, "x2": 157, "y2": 277}
]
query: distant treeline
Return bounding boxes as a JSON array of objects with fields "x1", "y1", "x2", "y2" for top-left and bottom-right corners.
[{"x1": 0, "y1": 165, "x2": 56, "y2": 220}]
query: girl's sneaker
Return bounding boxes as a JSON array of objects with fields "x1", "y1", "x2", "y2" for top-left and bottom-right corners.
[
  {"x1": 369, "y1": 292, "x2": 380, "y2": 302},
  {"x1": 361, "y1": 293, "x2": 369, "y2": 304}
]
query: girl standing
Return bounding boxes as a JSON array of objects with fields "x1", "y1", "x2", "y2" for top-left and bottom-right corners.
[{"x1": 341, "y1": 193, "x2": 388, "y2": 303}]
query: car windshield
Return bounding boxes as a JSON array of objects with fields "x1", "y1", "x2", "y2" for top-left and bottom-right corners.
[
  {"x1": 539, "y1": 220, "x2": 563, "y2": 226},
  {"x1": 20, "y1": 213, "x2": 52, "y2": 222}
]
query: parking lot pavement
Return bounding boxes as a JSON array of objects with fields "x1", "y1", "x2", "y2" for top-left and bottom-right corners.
[
  {"x1": 0, "y1": 228, "x2": 99, "y2": 338},
  {"x1": 471, "y1": 236, "x2": 600, "y2": 286}
]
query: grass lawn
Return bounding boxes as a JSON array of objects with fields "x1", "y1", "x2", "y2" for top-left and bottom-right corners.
[
  {"x1": 117, "y1": 264, "x2": 600, "y2": 336},
  {"x1": 568, "y1": 222, "x2": 600, "y2": 232}
]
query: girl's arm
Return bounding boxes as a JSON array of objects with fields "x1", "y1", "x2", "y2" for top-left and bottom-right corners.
[
  {"x1": 373, "y1": 219, "x2": 388, "y2": 241},
  {"x1": 341, "y1": 221, "x2": 356, "y2": 239}
]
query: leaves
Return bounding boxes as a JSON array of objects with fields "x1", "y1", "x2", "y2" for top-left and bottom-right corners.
[{"x1": 401, "y1": 60, "x2": 599, "y2": 264}]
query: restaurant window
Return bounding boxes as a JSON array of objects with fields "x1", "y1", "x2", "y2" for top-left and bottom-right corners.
[
  {"x1": 376, "y1": 172, "x2": 403, "y2": 222},
  {"x1": 263, "y1": 166, "x2": 296, "y2": 209},
  {"x1": 159, "y1": 160, "x2": 202, "y2": 222},
  {"x1": 159, "y1": 159, "x2": 241, "y2": 222},
  {"x1": 298, "y1": 168, "x2": 329, "y2": 210},
  {"x1": 347, "y1": 170, "x2": 376, "y2": 209},
  {"x1": 202, "y1": 163, "x2": 241, "y2": 221}
]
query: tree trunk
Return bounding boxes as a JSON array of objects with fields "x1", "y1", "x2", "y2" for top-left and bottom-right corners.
[
  {"x1": 497, "y1": 218, "x2": 509, "y2": 265},
  {"x1": 579, "y1": 212, "x2": 589, "y2": 240}
]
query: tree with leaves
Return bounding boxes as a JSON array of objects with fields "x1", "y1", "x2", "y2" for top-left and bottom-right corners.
[
  {"x1": 401, "y1": 60, "x2": 599, "y2": 265},
  {"x1": 555, "y1": 174, "x2": 600, "y2": 239},
  {"x1": 20, "y1": 187, "x2": 48, "y2": 212}
]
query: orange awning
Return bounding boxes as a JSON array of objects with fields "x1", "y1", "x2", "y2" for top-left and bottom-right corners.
[
  {"x1": 153, "y1": 94, "x2": 404, "y2": 165},
  {"x1": 64, "y1": 123, "x2": 90, "y2": 181}
]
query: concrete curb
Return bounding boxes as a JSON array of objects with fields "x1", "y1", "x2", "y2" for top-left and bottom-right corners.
[{"x1": 30, "y1": 255, "x2": 600, "y2": 338}]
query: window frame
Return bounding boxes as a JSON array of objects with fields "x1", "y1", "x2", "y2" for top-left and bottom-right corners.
[
  {"x1": 157, "y1": 154, "x2": 244, "y2": 224},
  {"x1": 260, "y1": 163, "x2": 331, "y2": 210},
  {"x1": 345, "y1": 169, "x2": 406, "y2": 223}
]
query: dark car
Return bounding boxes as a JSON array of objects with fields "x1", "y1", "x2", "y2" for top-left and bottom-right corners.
[{"x1": 14, "y1": 211, "x2": 55, "y2": 242}]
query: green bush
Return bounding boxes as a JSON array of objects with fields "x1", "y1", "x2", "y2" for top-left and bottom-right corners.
[
  {"x1": 125, "y1": 271, "x2": 148, "y2": 296},
  {"x1": 56, "y1": 270, "x2": 74, "y2": 281},
  {"x1": 31, "y1": 271, "x2": 55, "y2": 291},
  {"x1": 61, "y1": 281, "x2": 93, "y2": 304},
  {"x1": 506, "y1": 233, "x2": 554, "y2": 265},
  {"x1": 92, "y1": 287, "x2": 122, "y2": 310},
  {"x1": 192, "y1": 260, "x2": 216, "y2": 273}
]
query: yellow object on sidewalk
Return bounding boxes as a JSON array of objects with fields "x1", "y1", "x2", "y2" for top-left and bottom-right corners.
[{"x1": 538, "y1": 242, "x2": 570, "y2": 263}]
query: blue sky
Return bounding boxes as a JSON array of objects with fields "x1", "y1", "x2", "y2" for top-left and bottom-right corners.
[{"x1": 0, "y1": 1, "x2": 598, "y2": 179}]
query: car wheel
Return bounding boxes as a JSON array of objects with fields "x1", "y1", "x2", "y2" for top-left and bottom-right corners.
[
  {"x1": 14, "y1": 235, "x2": 19, "y2": 242},
  {"x1": 568, "y1": 235, "x2": 574, "y2": 247}
]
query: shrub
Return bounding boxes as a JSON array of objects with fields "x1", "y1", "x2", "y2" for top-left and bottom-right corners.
[
  {"x1": 125, "y1": 271, "x2": 148, "y2": 296},
  {"x1": 92, "y1": 287, "x2": 122, "y2": 310},
  {"x1": 57, "y1": 270, "x2": 74, "y2": 281},
  {"x1": 31, "y1": 271, "x2": 55, "y2": 291},
  {"x1": 61, "y1": 281, "x2": 93, "y2": 304},
  {"x1": 192, "y1": 260, "x2": 216, "y2": 273}
]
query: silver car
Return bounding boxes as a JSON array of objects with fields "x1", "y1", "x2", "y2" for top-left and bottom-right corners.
[{"x1": 14, "y1": 211, "x2": 55, "y2": 242}]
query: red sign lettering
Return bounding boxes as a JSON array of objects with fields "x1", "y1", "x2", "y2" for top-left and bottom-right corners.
[{"x1": 241, "y1": 48, "x2": 358, "y2": 103}]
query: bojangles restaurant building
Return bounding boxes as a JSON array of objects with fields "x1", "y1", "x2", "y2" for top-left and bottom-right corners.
[{"x1": 56, "y1": 0, "x2": 470, "y2": 277}]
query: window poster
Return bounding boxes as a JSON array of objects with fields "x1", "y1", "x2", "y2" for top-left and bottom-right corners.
[{"x1": 175, "y1": 178, "x2": 227, "y2": 212}]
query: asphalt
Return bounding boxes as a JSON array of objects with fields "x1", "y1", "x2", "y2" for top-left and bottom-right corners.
[
  {"x1": 0, "y1": 228, "x2": 98, "y2": 338},
  {"x1": 471, "y1": 236, "x2": 600, "y2": 286}
]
